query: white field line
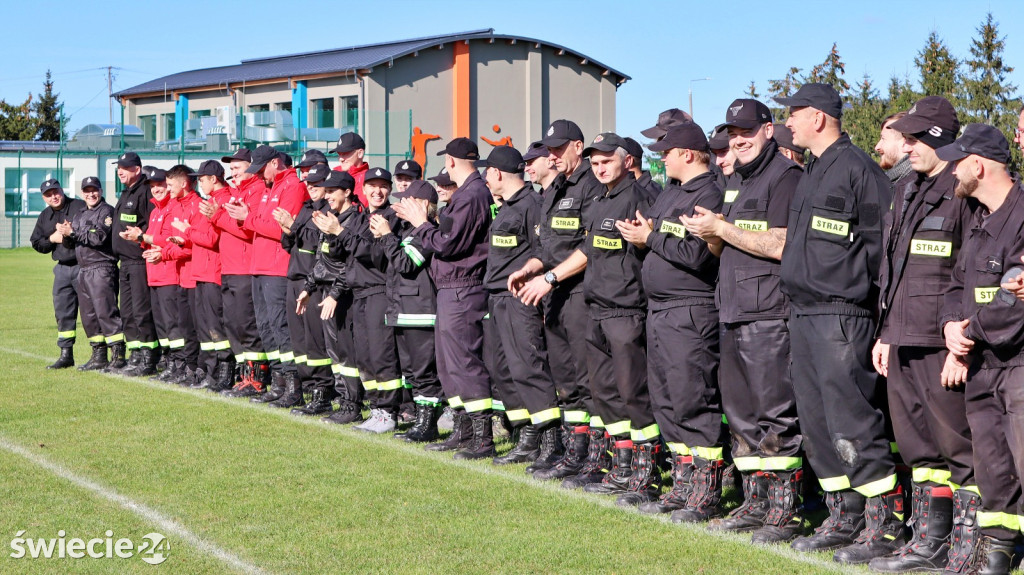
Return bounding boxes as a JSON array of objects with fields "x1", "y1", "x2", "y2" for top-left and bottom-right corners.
[{"x1": 2, "y1": 346, "x2": 860, "y2": 574}]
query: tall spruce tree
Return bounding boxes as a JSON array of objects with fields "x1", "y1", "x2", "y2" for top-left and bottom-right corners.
[
  {"x1": 34, "y1": 70, "x2": 65, "y2": 141},
  {"x1": 915, "y1": 31, "x2": 959, "y2": 99},
  {"x1": 804, "y1": 43, "x2": 851, "y2": 96},
  {"x1": 960, "y1": 12, "x2": 1020, "y2": 168},
  {"x1": 843, "y1": 74, "x2": 887, "y2": 156},
  {"x1": 767, "y1": 67, "x2": 802, "y2": 120}
]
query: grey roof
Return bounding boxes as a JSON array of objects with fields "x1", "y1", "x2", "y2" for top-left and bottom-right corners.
[{"x1": 114, "y1": 29, "x2": 629, "y2": 98}]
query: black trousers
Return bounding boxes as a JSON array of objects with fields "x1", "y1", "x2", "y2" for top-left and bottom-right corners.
[
  {"x1": 435, "y1": 285, "x2": 492, "y2": 416},
  {"x1": 152, "y1": 285, "x2": 198, "y2": 367},
  {"x1": 543, "y1": 286, "x2": 593, "y2": 425},
  {"x1": 295, "y1": 283, "x2": 332, "y2": 393},
  {"x1": 490, "y1": 293, "x2": 560, "y2": 427},
  {"x1": 52, "y1": 263, "x2": 79, "y2": 349},
  {"x1": 221, "y1": 274, "x2": 263, "y2": 362},
  {"x1": 720, "y1": 319, "x2": 801, "y2": 472},
  {"x1": 321, "y1": 289, "x2": 360, "y2": 402},
  {"x1": 252, "y1": 275, "x2": 293, "y2": 374},
  {"x1": 964, "y1": 365, "x2": 1024, "y2": 540},
  {"x1": 485, "y1": 304, "x2": 525, "y2": 424},
  {"x1": 888, "y1": 346, "x2": 974, "y2": 489},
  {"x1": 193, "y1": 281, "x2": 231, "y2": 374},
  {"x1": 791, "y1": 313, "x2": 895, "y2": 496},
  {"x1": 286, "y1": 279, "x2": 308, "y2": 373},
  {"x1": 396, "y1": 324, "x2": 442, "y2": 406},
  {"x1": 586, "y1": 311, "x2": 656, "y2": 441},
  {"x1": 352, "y1": 292, "x2": 402, "y2": 411},
  {"x1": 648, "y1": 303, "x2": 722, "y2": 458},
  {"x1": 78, "y1": 265, "x2": 123, "y2": 345},
  {"x1": 118, "y1": 259, "x2": 157, "y2": 350}
]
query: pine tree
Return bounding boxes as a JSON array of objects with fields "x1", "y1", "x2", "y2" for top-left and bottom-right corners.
[
  {"x1": 844, "y1": 74, "x2": 887, "y2": 155},
  {"x1": 915, "y1": 31, "x2": 959, "y2": 99},
  {"x1": 745, "y1": 81, "x2": 759, "y2": 99},
  {"x1": 0, "y1": 94, "x2": 37, "y2": 141},
  {"x1": 767, "y1": 67, "x2": 802, "y2": 121},
  {"x1": 34, "y1": 70, "x2": 65, "y2": 141},
  {"x1": 885, "y1": 75, "x2": 920, "y2": 117},
  {"x1": 804, "y1": 43, "x2": 851, "y2": 96},
  {"x1": 960, "y1": 12, "x2": 1020, "y2": 169}
]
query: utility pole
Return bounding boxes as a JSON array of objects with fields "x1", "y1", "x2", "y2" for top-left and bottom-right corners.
[
  {"x1": 107, "y1": 66, "x2": 113, "y2": 123},
  {"x1": 689, "y1": 77, "x2": 712, "y2": 118}
]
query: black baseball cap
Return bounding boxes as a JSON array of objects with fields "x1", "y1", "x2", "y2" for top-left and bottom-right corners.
[
  {"x1": 297, "y1": 149, "x2": 328, "y2": 168},
  {"x1": 40, "y1": 178, "x2": 62, "y2": 193},
  {"x1": 623, "y1": 137, "x2": 645, "y2": 160},
  {"x1": 648, "y1": 123, "x2": 709, "y2": 153},
  {"x1": 303, "y1": 164, "x2": 331, "y2": 185},
  {"x1": 221, "y1": 149, "x2": 252, "y2": 163},
  {"x1": 323, "y1": 170, "x2": 356, "y2": 190},
  {"x1": 641, "y1": 108, "x2": 694, "y2": 140},
  {"x1": 582, "y1": 132, "x2": 629, "y2": 157},
  {"x1": 474, "y1": 146, "x2": 525, "y2": 173},
  {"x1": 522, "y1": 141, "x2": 548, "y2": 163},
  {"x1": 245, "y1": 145, "x2": 280, "y2": 174},
  {"x1": 112, "y1": 151, "x2": 142, "y2": 168},
  {"x1": 365, "y1": 167, "x2": 393, "y2": 183},
  {"x1": 935, "y1": 123, "x2": 1011, "y2": 165},
  {"x1": 708, "y1": 128, "x2": 730, "y2": 152},
  {"x1": 429, "y1": 168, "x2": 454, "y2": 187},
  {"x1": 719, "y1": 99, "x2": 773, "y2": 130},
  {"x1": 394, "y1": 179, "x2": 438, "y2": 203},
  {"x1": 142, "y1": 166, "x2": 166, "y2": 182},
  {"x1": 541, "y1": 119, "x2": 585, "y2": 148},
  {"x1": 81, "y1": 176, "x2": 102, "y2": 191},
  {"x1": 394, "y1": 160, "x2": 422, "y2": 179},
  {"x1": 889, "y1": 96, "x2": 960, "y2": 148},
  {"x1": 773, "y1": 123, "x2": 806, "y2": 155},
  {"x1": 774, "y1": 83, "x2": 843, "y2": 119},
  {"x1": 332, "y1": 132, "x2": 365, "y2": 154},
  {"x1": 196, "y1": 160, "x2": 225, "y2": 179},
  {"x1": 436, "y1": 137, "x2": 480, "y2": 160}
]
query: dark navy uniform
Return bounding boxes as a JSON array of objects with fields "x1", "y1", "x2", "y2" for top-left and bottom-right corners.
[
  {"x1": 112, "y1": 175, "x2": 157, "y2": 352},
  {"x1": 68, "y1": 199, "x2": 123, "y2": 347},
  {"x1": 31, "y1": 197, "x2": 86, "y2": 350}
]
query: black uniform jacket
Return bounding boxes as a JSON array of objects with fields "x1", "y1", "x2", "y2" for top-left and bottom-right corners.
[
  {"x1": 485, "y1": 185, "x2": 543, "y2": 293},
  {"x1": 306, "y1": 204, "x2": 361, "y2": 300},
  {"x1": 112, "y1": 176, "x2": 153, "y2": 260},
  {"x1": 68, "y1": 200, "x2": 117, "y2": 268},
  {"x1": 537, "y1": 160, "x2": 604, "y2": 292},
  {"x1": 414, "y1": 171, "x2": 493, "y2": 289},
  {"x1": 31, "y1": 197, "x2": 86, "y2": 265},
  {"x1": 378, "y1": 219, "x2": 437, "y2": 327},
  {"x1": 282, "y1": 198, "x2": 329, "y2": 281}
]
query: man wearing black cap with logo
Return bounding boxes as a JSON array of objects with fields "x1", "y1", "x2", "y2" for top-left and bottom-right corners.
[
  {"x1": 111, "y1": 152, "x2": 159, "y2": 368},
  {"x1": 394, "y1": 137, "x2": 495, "y2": 459},
  {"x1": 429, "y1": 168, "x2": 457, "y2": 203},
  {"x1": 936, "y1": 124, "x2": 1024, "y2": 575},
  {"x1": 682, "y1": 98, "x2": 804, "y2": 544},
  {"x1": 868, "y1": 97, "x2": 976, "y2": 572},
  {"x1": 617, "y1": 122, "x2": 724, "y2": 518},
  {"x1": 641, "y1": 108, "x2": 694, "y2": 141},
  {"x1": 624, "y1": 136, "x2": 662, "y2": 200},
  {"x1": 331, "y1": 132, "x2": 370, "y2": 207},
  {"x1": 59, "y1": 176, "x2": 124, "y2": 371},
  {"x1": 31, "y1": 178, "x2": 86, "y2": 368},
  {"x1": 394, "y1": 160, "x2": 423, "y2": 194},
  {"x1": 776, "y1": 83, "x2": 900, "y2": 561},
  {"x1": 510, "y1": 120, "x2": 606, "y2": 484},
  {"x1": 708, "y1": 128, "x2": 736, "y2": 188},
  {"x1": 522, "y1": 141, "x2": 554, "y2": 190}
]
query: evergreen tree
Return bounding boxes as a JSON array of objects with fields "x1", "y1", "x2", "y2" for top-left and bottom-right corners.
[
  {"x1": 960, "y1": 12, "x2": 1020, "y2": 168},
  {"x1": 34, "y1": 70, "x2": 65, "y2": 141},
  {"x1": 804, "y1": 43, "x2": 851, "y2": 96},
  {"x1": 915, "y1": 31, "x2": 959, "y2": 99},
  {"x1": 844, "y1": 74, "x2": 887, "y2": 155},
  {"x1": 767, "y1": 67, "x2": 802, "y2": 120},
  {"x1": 0, "y1": 94, "x2": 37, "y2": 141},
  {"x1": 885, "y1": 74, "x2": 920, "y2": 117},
  {"x1": 745, "y1": 81, "x2": 759, "y2": 99}
]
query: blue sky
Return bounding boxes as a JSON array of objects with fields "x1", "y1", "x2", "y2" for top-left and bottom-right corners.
[{"x1": 5, "y1": 0, "x2": 1023, "y2": 145}]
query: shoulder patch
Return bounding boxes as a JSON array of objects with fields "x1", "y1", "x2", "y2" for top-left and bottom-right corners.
[{"x1": 103, "y1": 216, "x2": 112, "y2": 227}]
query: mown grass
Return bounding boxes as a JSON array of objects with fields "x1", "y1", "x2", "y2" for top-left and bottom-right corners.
[{"x1": 0, "y1": 248, "x2": 860, "y2": 574}]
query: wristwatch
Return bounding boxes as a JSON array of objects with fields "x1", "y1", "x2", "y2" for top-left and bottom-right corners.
[{"x1": 543, "y1": 271, "x2": 559, "y2": 287}]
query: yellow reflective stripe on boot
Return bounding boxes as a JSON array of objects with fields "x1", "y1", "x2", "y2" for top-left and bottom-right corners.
[
  {"x1": 125, "y1": 340, "x2": 141, "y2": 349},
  {"x1": 448, "y1": 396, "x2": 463, "y2": 409},
  {"x1": 912, "y1": 467, "x2": 953, "y2": 487},
  {"x1": 734, "y1": 456, "x2": 761, "y2": 472},
  {"x1": 589, "y1": 416, "x2": 604, "y2": 429},
  {"x1": 57, "y1": 330, "x2": 77, "y2": 339},
  {"x1": 105, "y1": 333, "x2": 124, "y2": 344},
  {"x1": 666, "y1": 442, "x2": 690, "y2": 456},
  {"x1": 293, "y1": 355, "x2": 307, "y2": 365},
  {"x1": 692, "y1": 446, "x2": 724, "y2": 460},
  {"x1": 853, "y1": 474, "x2": 898, "y2": 497},
  {"x1": 530, "y1": 407, "x2": 561, "y2": 425},
  {"x1": 604, "y1": 419, "x2": 631, "y2": 436},
  {"x1": 819, "y1": 475, "x2": 852, "y2": 492},
  {"x1": 462, "y1": 398, "x2": 493, "y2": 413},
  {"x1": 762, "y1": 457, "x2": 802, "y2": 471},
  {"x1": 306, "y1": 357, "x2": 332, "y2": 367},
  {"x1": 88, "y1": 335, "x2": 105, "y2": 343},
  {"x1": 377, "y1": 379, "x2": 403, "y2": 391},
  {"x1": 506, "y1": 409, "x2": 530, "y2": 423},
  {"x1": 562, "y1": 410, "x2": 590, "y2": 424},
  {"x1": 977, "y1": 511, "x2": 1021, "y2": 531},
  {"x1": 630, "y1": 423, "x2": 660, "y2": 442}
]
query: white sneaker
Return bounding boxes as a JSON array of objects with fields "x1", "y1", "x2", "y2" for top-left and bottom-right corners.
[
  {"x1": 354, "y1": 409, "x2": 380, "y2": 431},
  {"x1": 364, "y1": 410, "x2": 396, "y2": 434}
]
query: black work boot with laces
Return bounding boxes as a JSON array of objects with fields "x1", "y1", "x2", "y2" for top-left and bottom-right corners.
[
  {"x1": 252, "y1": 370, "x2": 286, "y2": 404},
  {"x1": 291, "y1": 389, "x2": 334, "y2": 416},
  {"x1": 616, "y1": 442, "x2": 662, "y2": 506},
  {"x1": 583, "y1": 439, "x2": 634, "y2": 495},
  {"x1": 561, "y1": 429, "x2": 612, "y2": 489},
  {"x1": 269, "y1": 372, "x2": 304, "y2": 408},
  {"x1": 533, "y1": 424, "x2": 589, "y2": 479},
  {"x1": 710, "y1": 471, "x2": 771, "y2": 532},
  {"x1": 791, "y1": 490, "x2": 867, "y2": 553},
  {"x1": 834, "y1": 485, "x2": 908, "y2": 564},
  {"x1": 425, "y1": 410, "x2": 472, "y2": 452},
  {"x1": 639, "y1": 454, "x2": 693, "y2": 514},
  {"x1": 946, "y1": 535, "x2": 1016, "y2": 575},
  {"x1": 493, "y1": 425, "x2": 541, "y2": 465},
  {"x1": 454, "y1": 414, "x2": 496, "y2": 460},
  {"x1": 526, "y1": 425, "x2": 564, "y2": 473},
  {"x1": 79, "y1": 343, "x2": 109, "y2": 371},
  {"x1": 671, "y1": 456, "x2": 726, "y2": 523},
  {"x1": 870, "y1": 482, "x2": 954, "y2": 572},
  {"x1": 103, "y1": 342, "x2": 127, "y2": 372},
  {"x1": 47, "y1": 347, "x2": 75, "y2": 370},
  {"x1": 395, "y1": 404, "x2": 439, "y2": 442},
  {"x1": 324, "y1": 399, "x2": 364, "y2": 424},
  {"x1": 752, "y1": 469, "x2": 806, "y2": 544},
  {"x1": 942, "y1": 488, "x2": 987, "y2": 575}
]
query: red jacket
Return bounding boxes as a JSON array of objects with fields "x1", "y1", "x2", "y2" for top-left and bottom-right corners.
[
  {"x1": 184, "y1": 190, "x2": 222, "y2": 285},
  {"x1": 244, "y1": 169, "x2": 308, "y2": 276},
  {"x1": 211, "y1": 176, "x2": 263, "y2": 276},
  {"x1": 156, "y1": 191, "x2": 201, "y2": 288},
  {"x1": 334, "y1": 161, "x2": 368, "y2": 207},
  {"x1": 144, "y1": 195, "x2": 178, "y2": 287}
]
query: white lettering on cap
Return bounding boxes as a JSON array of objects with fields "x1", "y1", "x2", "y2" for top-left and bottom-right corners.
[{"x1": 928, "y1": 126, "x2": 943, "y2": 138}]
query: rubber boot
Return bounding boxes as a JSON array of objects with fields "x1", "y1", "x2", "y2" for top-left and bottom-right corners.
[
  {"x1": 526, "y1": 424, "x2": 565, "y2": 473},
  {"x1": 252, "y1": 370, "x2": 286, "y2": 403},
  {"x1": 395, "y1": 404, "x2": 440, "y2": 442},
  {"x1": 453, "y1": 413, "x2": 496, "y2": 460},
  {"x1": 710, "y1": 471, "x2": 771, "y2": 533},
  {"x1": 78, "y1": 343, "x2": 108, "y2": 371},
  {"x1": 583, "y1": 439, "x2": 634, "y2": 495},
  {"x1": 943, "y1": 489, "x2": 984, "y2": 575},
  {"x1": 639, "y1": 455, "x2": 693, "y2": 514},
  {"x1": 791, "y1": 490, "x2": 867, "y2": 552},
  {"x1": 616, "y1": 442, "x2": 662, "y2": 506},
  {"x1": 492, "y1": 425, "x2": 541, "y2": 465},
  {"x1": 268, "y1": 372, "x2": 304, "y2": 408},
  {"x1": 47, "y1": 347, "x2": 74, "y2": 369},
  {"x1": 751, "y1": 469, "x2": 805, "y2": 544},
  {"x1": 533, "y1": 425, "x2": 589, "y2": 480},
  {"x1": 425, "y1": 410, "x2": 473, "y2": 452},
  {"x1": 671, "y1": 457, "x2": 726, "y2": 523},
  {"x1": 870, "y1": 482, "x2": 955, "y2": 572},
  {"x1": 834, "y1": 485, "x2": 908, "y2": 564},
  {"x1": 561, "y1": 429, "x2": 612, "y2": 489},
  {"x1": 103, "y1": 342, "x2": 127, "y2": 372}
]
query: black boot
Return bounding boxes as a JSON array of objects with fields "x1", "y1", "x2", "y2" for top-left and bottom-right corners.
[
  {"x1": 561, "y1": 429, "x2": 613, "y2": 489},
  {"x1": 834, "y1": 485, "x2": 908, "y2": 564},
  {"x1": 943, "y1": 488, "x2": 984, "y2": 574},
  {"x1": 710, "y1": 471, "x2": 771, "y2": 532},
  {"x1": 269, "y1": 372, "x2": 304, "y2": 408},
  {"x1": 526, "y1": 425, "x2": 564, "y2": 473},
  {"x1": 425, "y1": 410, "x2": 473, "y2": 452},
  {"x1": 534, "y1": 425, "x2": 590, "y2": 480},
  {"x1": 527, "y1": 423, "x2": 569, "y2": 474},
  {"x1": 47, "y1": 347, "x2": 74, "y2": 369},
  {"x1": 946, "y1": 535, "x2": 1016, "y2": 575},
  {"x1": 324, "y1": 400, "x2": 363, "y2": 424},
  {"x1": 103, "y1": 342, "x2": 127, "y2": 372},
  {"x1": 222, "y1": 361, "x2": 267, "y2": 397},
  {"x1": 155, "y1": 348, "x2": 168, "y2": 372},
  {"x1": 124, "y1": 348, "x2": 143, "y2": 372},
  {"x1": 791, "y1": 490, "x2": 867, "y2": 552},
  {"x1": 870, "y1": 483, "x2": 954, "y2": 572},
  {"x1": 168, "y1": 362, "x2": 198, "y2": 386},
  {"x1": 492, "y1": 425, "x2": 541, "y2": 465},
  {"x1": 583, "y1": 439, "x2": 634, "y2": 495},
  {"x1": 751, "y1": 469, "x2": 805, "y2": 544},
  {"x1": 454, "y1": 414, "x2": 496, "y2": 460},
  {"x1": 395, "y1": 404, "x2": 440, "y2": 442},
  {"x1": 129, "y1": 347, "x2": 159, "y2": 377},
  {"x1": 616, "y1": 442, "x2": 662, "y2": 506},
  {"x1": 78, "y1": 343, "x2": 108, "y2": 371},
  {"x1": 291, "y1": 389, "x2": 334, "y2": 416},
  {"x1": 670, "y1": 456, "x2": 726, "y2": 523},
  {"x1": 153, "y1": 356, "x2": 180, "y2": 381},
  {"x1": 205, "y1": 360, "x2": 236, "y2": 393},
  {"x1": 251, "y1": 370, "x2": 286, "y2": 403},
  {"x1": 639, "y1": 455, "x2": 693, "y2": 514}
]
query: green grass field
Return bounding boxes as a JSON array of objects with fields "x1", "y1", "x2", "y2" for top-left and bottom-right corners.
[{"x1": 0, "y1": 248, "x2": 865, "y2": 574}]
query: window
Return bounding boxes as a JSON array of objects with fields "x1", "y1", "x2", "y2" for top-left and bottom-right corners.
[
  {"x1": 312, "y1": 98, "x2": 334, "y2": 128},
  {"x1": 277, "y1": 102, "x2": 291, "y2": 113},
  {"x1": 248, "y1": 104, "x2": 270, "y2": 113},
  {"x1": 5, "y1": 168, "x2": 72, "y2": 215},
  {"x1": 190, "y1": 109, "x2": 211, "y2": 119},
  {"x1": 341, "y1": 96, "x2": 358, "y2": 128},
  {"x1": 138, "y1": 115, "x2": 156, "y2": 140},
  {"x1": 162, "y1": 112, "x2": 176, "y2": 140}
]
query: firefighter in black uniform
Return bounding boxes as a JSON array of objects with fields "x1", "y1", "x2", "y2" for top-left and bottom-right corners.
[
  {"x1": 111, "y1": 152, "x2": 157, "y2": 370},
  {"x1": 618, "y1": 123, "x2": 724, "y2": 519},
  {"x1": 394, "y1": 137, "x2": 495, "y2": 460},
  {"x1": 869, "y1": 97, "x2": 976, "y2": 573},
  {"x1": 511, "y1": 120, "x2": 606, "y2": 484},
  {"x1": 31, "y1": 179, "x2": 86, "y2": 368},
  {"x1": 682, "y1": 99, "x2": 804, "y2": 544},
  {"x1": 937, "y1": 125, "x2": 1023, "y2": 575},
  {"x1": 59, "y1": 177, "x2": 124, "y2": 371},
  {"x1": 777, "y1": 83, "x2": 901, "y2": 563},
  {"x1": 370, "y1": 179, "x2": 442, "y2": 442}
]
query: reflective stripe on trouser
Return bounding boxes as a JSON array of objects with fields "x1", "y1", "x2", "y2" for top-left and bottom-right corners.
[
  {"x1": 352, "y1": 292, "x2": 402, "y2": 411},
  {"x1": 321, "y1": 288, "x2": 361, "y2": 403},
  {"x1": 53, "y1": 263, "x2": 79, "y2": 348},
  {"x1": 647, "y1": 303, "x2": 720, "y2": 456},
  {"x1": 117, "y1": 260, "x2": 157, "y2": 352},
  {"x1": 221, "y1": 274, "x2": 264, "y2": 362},
  {"x1": 964, "y1": 365, "x2": 1024, "y2": 539},
  {"x1": 435, "y1": 286, "x2": 492, "y2": 415},
  {"x1": 720, "y1": 319, "x2": 801, "y2": 470},
  {"x1": 888, "y1": 345, "x2": 975, "y2": 489},
  {"x1": 151, "y1": 284, "x2": 198, "y2": 366},
  {"x1": 78, "y1": 264, "x2": 123, "y2": 343},
  {"x1": 542, "y1": 285, "x2": 593, "y2": 420},
  {"x1": 790, "y1": 314, "x2": 895, "y2": 495},
  {"x1": 396, "y1": 323, "x2": 442, "y2": 406},
  {"x1": 586, "y1": 312, "x2": 654, "y2": 439},
  {"x1": 252, "y1": 275, "x2": 294, "y2": 374},
  {"x1": 193, "y1": 281, "x2": 231, "y2": 375},
  {"x1": 489, "y1": 295, "x2": 560, "y2": 427}
]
